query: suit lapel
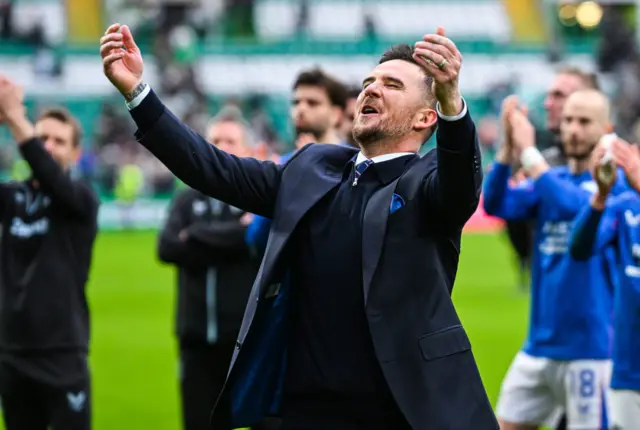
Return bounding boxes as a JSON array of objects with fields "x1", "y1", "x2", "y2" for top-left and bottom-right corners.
[{"x1": 258, "y1": 163, "x2": 347, "y2": 296}]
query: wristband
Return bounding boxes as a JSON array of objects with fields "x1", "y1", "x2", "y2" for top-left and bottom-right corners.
[{"x1": 520, "y1": 147, "x2": 544, "y2": 170}]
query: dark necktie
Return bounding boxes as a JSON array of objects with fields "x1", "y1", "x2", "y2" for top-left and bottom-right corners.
[{"x1": 352, "y1": 159, "x2": 374, "y2": 186}]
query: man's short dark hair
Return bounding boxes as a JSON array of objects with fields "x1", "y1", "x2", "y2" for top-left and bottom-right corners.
[
  {"x1": 556, "y1": 65, "x2": 600, "y2": 90},
  {"x1": 38, "y1": 107, "x2": 83, "y2": 147},
  {"x1": 293, "y1": 68, "x2": 349, "y2": 110},
  {"x1": 379, "y1": 44, "x2": 435, "y2": 105}
]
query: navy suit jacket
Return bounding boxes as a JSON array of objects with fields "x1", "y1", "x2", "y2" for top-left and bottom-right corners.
[{"x1": 130, "y1": 90, "x2": 498, "y2": 430}]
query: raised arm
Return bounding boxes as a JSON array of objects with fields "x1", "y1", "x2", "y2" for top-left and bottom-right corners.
[
  {"x1": 507, "y1": 107, "x2": 595, "y2": 218},
  {"x1": 0, "y1": 77, "x2": 98, "y2": 220},
  {"x1": 569, "y1": 199, "x2": 618, "y2": 261},
  {"x1": 421, "y1": 102, "x2": 482, "y2": 226},
  {"x1": 482, "y1": 162, "x2": 538, "y2": 220},
  {"x1": 100, "y1": 24, "x2": 281, "y2": 218},
  {"x1": 413, "y1": 28, "x2": 481, "y2": 227},
  {"x1": 571, "y1": 147, "x2": 632, "y2": 260}
]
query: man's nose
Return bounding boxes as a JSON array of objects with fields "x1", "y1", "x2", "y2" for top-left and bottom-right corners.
[{"x1": 363, "y1": 82, "x2": 382, "y2": 98}]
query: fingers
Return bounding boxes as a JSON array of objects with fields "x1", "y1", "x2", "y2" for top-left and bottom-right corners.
[
  {"x1": 422, "y1": 29, "x2": 461, "y2": 61},
  {"x1": 120, "y1": 25, "x2": 139, "y2": 53},
  {"x1": 103, "y1": 51, "x2": 125, "y2": 68},
  {"x1": 415, "y1": 41, "x2": 449, "y2": 62},
  {"x1": 413, "y1": 48, "x2": 446, "y2": 73},
  {"x1": 99, "y1": 40, "x2": 124, "y2": 58},
  {"x1": 612, "y1": 139, "x2": 633, "y2": 164},
  {"x1": 100, "y1": 32, "x2": 122, "y2": 46},
  {"x1": 104, "y1": 23, "x2": 121, "y2": 36},
  {"x1": 501, "y1": 95, "x2": 520, "y2": 118}
]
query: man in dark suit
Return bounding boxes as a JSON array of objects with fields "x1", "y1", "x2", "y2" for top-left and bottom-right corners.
[{"x1": 100, "y1": 23, "x2": 498, "y2": 430}]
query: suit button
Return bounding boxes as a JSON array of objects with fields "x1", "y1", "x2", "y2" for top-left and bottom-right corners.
[{"x1": 236, "y1": 340, "x2": 242, "y2": 350}]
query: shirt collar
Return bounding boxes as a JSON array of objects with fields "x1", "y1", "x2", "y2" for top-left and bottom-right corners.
[{"x1": 355, "y1": 152, "x2": 416, "y2": 165}]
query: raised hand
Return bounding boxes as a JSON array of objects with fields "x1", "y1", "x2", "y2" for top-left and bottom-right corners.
[
  {"x1": 495, "y1": 95, "x2": 521, "y2": 164},
  {"x1": 588, "y1": 142, "x2": 616, "y2": 206},
  {"x1": 508, "y1": 109, "x2": 535, "y2": 155},
  {"x1": 611, "y1": 138, "x2": 640, "y2": 193},
  {"x1": 100, "y1": 23, "x2": 144, "y2": 100},
  {"x1": 0, "y1": 75, "x2": 25, "y2": 122},
  {"x1": 413, "y1": 27, "x2": 463, "y2": 116}
]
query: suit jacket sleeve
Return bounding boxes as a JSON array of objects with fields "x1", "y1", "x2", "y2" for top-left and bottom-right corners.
[
  {"x1": 422, "y1": 100, "x2": 483, "y2": 228},
  {"x1": 129, "y1": 89, "x2": 282, "y2": 218}
]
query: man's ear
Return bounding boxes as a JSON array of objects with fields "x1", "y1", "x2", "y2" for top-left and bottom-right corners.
[{"x1": 414, "y1": 108, "x2": 437, "y2": 132}]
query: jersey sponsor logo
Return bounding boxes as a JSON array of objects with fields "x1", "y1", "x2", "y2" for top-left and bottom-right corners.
[
  {"x1": 14, "y1": 190, "x2": 50, "y2": 214},
  {"x1": 625, "y1": 210, "x2": 640, "y2": 227},
  {"x1": 9, "y1": 217, "x2": 49, "y2": 238},
  {"x1": 539, "y1": 221, "x2": 572, "y2": 255},
  {"x1": 624, "y1": 243, "x2": 640, "y2": 277},
  {"x1": 66, "y1": 391, "x2": 86, "y2": 412}
]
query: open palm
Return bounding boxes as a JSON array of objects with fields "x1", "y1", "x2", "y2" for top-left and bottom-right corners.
[{"x1": 100, "y1": 24, "x2": 144, "y2": 96}]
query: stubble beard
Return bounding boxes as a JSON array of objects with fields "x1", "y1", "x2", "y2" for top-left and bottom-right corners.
[
  {"x1": 295, "y1": 124, "x2": 325, "y2": 142},
  {"x1": 353, "y1": 115, "x2": 412, "y2": 148}
]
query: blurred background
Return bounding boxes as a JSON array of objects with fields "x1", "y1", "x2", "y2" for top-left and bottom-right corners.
[{"x1": 0, "y1": 0, "x2": 637, "y2": 428}]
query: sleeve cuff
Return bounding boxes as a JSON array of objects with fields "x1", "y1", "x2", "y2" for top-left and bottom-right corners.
[
  {"x1": 126, "y1": 84, "x2": 151, "y2": 110},
  {"x1": 436, "y1": 98, "x2": 467, "y2": 122},
  {"x1": 129, "y1": 89, "x2": 166, "y2": 138},
  {"x1": 18, "y1": 137, "x2": 43, "y2": 157}
]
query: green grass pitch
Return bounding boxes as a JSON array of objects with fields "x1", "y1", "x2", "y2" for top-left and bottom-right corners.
[{"x1": 0, "y1": 231, "x2": 531, "y2": 429}]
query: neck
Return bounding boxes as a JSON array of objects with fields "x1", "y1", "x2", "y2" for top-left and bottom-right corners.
[
  {"x1": 319, "y1": 130, "x2": 342, "y2": 145},
  {"x1": 568, "y1": 157, "x2": 590, "y2": 174},
  {"x1": 359, "y1": 135, "x2": 419, "y2": 159}
]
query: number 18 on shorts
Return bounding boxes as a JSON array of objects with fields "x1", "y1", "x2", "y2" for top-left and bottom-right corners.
[{"x1": 497, "y1": 352, "x2": 611, "y2": 429}]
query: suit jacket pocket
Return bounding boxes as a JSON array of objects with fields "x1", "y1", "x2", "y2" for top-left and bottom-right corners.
[{"x1": 418, "y1": 325, "x2": 471, "y2": 361}]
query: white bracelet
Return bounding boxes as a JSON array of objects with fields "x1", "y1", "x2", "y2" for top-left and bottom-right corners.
[{"x1": 520, "y1": 147, "x2": 544, "y2": 170}]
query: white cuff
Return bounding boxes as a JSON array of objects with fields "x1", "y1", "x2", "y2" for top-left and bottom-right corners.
[
  {"x1": 125, "y1": 85, "x2": 151, "y2": 110},
  {"x1": 520, "y1": 146, "x2": 545, "y2": 170},
  {"x1": 436, "y1": 97, "x2": 467, "y2": 122}
]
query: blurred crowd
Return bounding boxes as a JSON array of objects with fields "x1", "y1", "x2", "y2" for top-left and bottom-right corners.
[{"x1": 0, "y1": 1, "x2": 639, "y2": 200}]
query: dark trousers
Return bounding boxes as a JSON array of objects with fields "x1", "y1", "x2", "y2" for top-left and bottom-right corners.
[
  {"x1": 505, "y1": 220, "x2": 533, "y2": 267},
  {"x1": 180, "y1": 342, "x2": 235, "y2": 430},
  {"x1": 0, "y1": 364, "x2": 91, "y2": 430},
  {"x1": 180, "y1": 342, "x2": 281, "y2": 430}
]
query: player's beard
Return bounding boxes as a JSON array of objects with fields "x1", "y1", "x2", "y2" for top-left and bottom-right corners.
[
  {"x1": 353, "y1": 111, "x2": 413, "y2": 148},
  {"x1": 295, "y1": 124, "x2": 325, "y2": 142},
  {"x1": 565, "y1": 136, "x2": 596, "y2": 161},
  {"x1": 345, "y1": 129, "x2": 358, "y2": 147}
]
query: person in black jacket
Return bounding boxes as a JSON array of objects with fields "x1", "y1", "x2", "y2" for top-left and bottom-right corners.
[
  {"x1": 157, "y1": 106, "x2": 261, "y2": 430},
  {"x1": 0, "y1": 76, "x2": 99, "y2": 430}
]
